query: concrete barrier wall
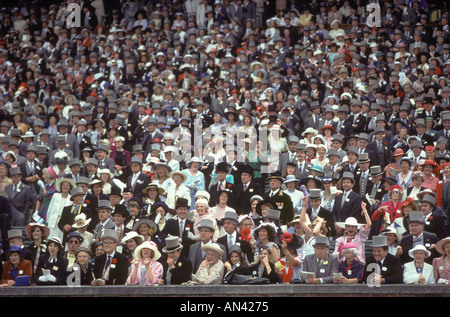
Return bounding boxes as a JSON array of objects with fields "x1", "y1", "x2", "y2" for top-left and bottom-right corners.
[{"x1": 0, "y1": 284, "x2": 449, "y2": 297}]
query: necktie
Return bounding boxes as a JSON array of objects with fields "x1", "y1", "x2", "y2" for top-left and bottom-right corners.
[
  {"x1": 13, "y1": 184, "x2": 17, "y2": 196},
  {"x1": 341, "y1": 192, "x2": 347, "y2": 208},
  {"x1": 29, "y1": 162, "x2": 34, "y2": 174},
  {"x1": 228, "y1": 235, "x2": 234, "y2": 248},
  {"x1": 179, "y1": 220, "x2": 184, "y2": 237},
  {"x1": 105, "y1": 255, "x2": 112, "y2": 269},
  {"x1": 350, "y1": 165, "x2": 354, "y2": 173},
  {"x1": 243, "y1": 184, "x2": 247, "y2": 192},
  {"x1": 360, "y1": 173, "x2": 367, "y2": 196}
]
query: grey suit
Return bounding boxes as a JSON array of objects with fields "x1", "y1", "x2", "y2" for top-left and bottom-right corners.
[
  {"x1": 52, "y1": 133, "x2": 80, "y2": 159},
  {"x1": 5, "y1": 182, "x2": 37, "y2": 226},
  {"x1": 49, "y1": 149, "x2": 74, "y2": 164},
  {"x1": 302, "y1": 253, "x2": 339, "y2": 284},
  {"x1": 93, "y1": 218, "x2": 115, "y2": 241},
  {"x1": 96, "y1": 157, "x2": 116, "y2": 173}
]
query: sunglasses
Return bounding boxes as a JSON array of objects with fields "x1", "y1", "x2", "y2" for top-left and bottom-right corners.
[{"x1": 68, "y1": 240, "x2": 80, "y2": 244}]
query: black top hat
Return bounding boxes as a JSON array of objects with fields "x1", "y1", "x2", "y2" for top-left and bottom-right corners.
[
  {"x1": 109, "y1": 186, "x2": 123, "y2": 197},
  {"x1": 175, "y1": 198, "x2": 190, "y2": 209},
  {"x1": 112, "y1": 204, "x2": 129, "y2": 217},
  {"x1": 215, "y1": 162, "x2": 229, "y2": 173}
]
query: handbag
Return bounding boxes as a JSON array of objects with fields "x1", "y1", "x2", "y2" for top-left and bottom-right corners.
[{"x1": 224, "y1": 272, "x2": 269, "y2": 285}]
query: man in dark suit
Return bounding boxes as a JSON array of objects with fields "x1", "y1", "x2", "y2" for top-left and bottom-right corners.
[
  {"x1": 5, "y1": 167, "x2": 37, "y2": 226},
  {"x1": 306, "y1": 189, "x2": 336, "y2": 237},
  {"x1": 161, "y1": 235, "x2": 193, "y2": 285},
  {"x1": 126, "y1": 157, "x2": 150, "y2": 203},
  {"x1": 217, "y1": 212, "x2": 254, "y2": 263},
  {"x1": 363, "y1": 235, "x2": 403, "y2": 284},
  {"x1": 399, "y1": 211, "x2": 440, "y2": 264},
  {"x1": 414, "y1": 118, "x2": 435, "y2": 148},
  {"x1": 233, "y1": 165, "x2": 263, "y2": 215},
  {"x1": 295, "y1": 143, "x2": 311, "y2": 181},
  {"x1": 18, "y1": 145, "x2": 43, "y2": 195},
  {"x1": 356, "y1": 133, "x2": 379, "y2": 167},
  {"x1": 160, "y1": 198, "x2": 196, "y2": 258},
  {"x1": 111, "y1": 204, "x2": 132, "y2": 246},
  {"x1": 92, "y1": 229, "x2": 129, "y2": 285},
  {"x1": 188, "y1": 219, "x2": 226, "y2": 274},
  {"x1": 420, "y1": 195, "x2": 448, "y2": 240},
  {"x1": 135, "y1": 118, "x2": 164, "y2": 157},
  {"x1": 52, "y1": 118, "x2": 80, "y2": 159},
  {"x1": 353, "y1": 153, "x2": 371, "y2": 197},
  {"x1": 332, "y1": 172, "x2": 363, "y2": 234},
  {"x1": 367, "y1": 127, "x2": 390, "y2": 170},
  {"x1": 264, "y1": 175, "x2": 295, "y2": 225},
  {"x1": 57, "y1": 187, "x2": 93, "y2": 244},
  {"x1": 348, "y1": 100, "x2": 367, "y2": 134},
  {"x1": 209, "y1": 162, "x2": 235, "y2": 207},
  {"x1": 278, "y1": 136, "x2": 300, "y2": 176}
]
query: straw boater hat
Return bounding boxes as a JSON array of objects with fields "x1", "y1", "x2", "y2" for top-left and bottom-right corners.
[
  {"x1": 170, "y1": 171, "x2": 187, "y2": 182},
  {"x1": 71, "y1": 213, "x2": 92, "y2": 229},
  {"x1": 55, "y1": 177, "x2": 76, "y2": 192},
  {"x1": 134, "y1": 241, "x2": 161, "y2": 261},
  {"x1": 25, "y1": 222, "x2": 50, "y2": 240},
  {"x1": 201, "y1": 242, "x2": 224, "y2": 258}
]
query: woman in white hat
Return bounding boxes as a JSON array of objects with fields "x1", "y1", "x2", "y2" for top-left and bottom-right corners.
[
  {"x1": 380, "y1": 226, "x2": 403, "y2": 257},
  {"x1": 34, "y1": 237, "x2": 68, "y2": 285},
  {"x1": 192, "y1": 243, "x2": 224, "y2": 285},
  {"x1": 121, "y1": 231, "x2": 144, "y2": 262},
  {"x1": 301, "y1": 128, "x2": 318, "y2": 145},
  {"x1": 25, "y1": 222, "x2": 50, "y2": 271},
  {"x1": 182, "y1": 157, "x2": 206, "y2": 210},
  {"x1": 127, "y1": 241, "x2": 163, "y2": 285},
  {"x1": 46, "y1": 177, "x2": 77, "y2": 241},
  {"x1": 403, "y1": 245, "x2": 435, "y2": 284},
  {"x1": 165, "y1": 171, "x2": 191, "y2": 210},
  {"x1": 432, "y1": 237, "x2": 450, "y2": 284},
  {"x1": 332, "y1": 202, "x2": 372, "y2": 264},
  {"x1": 71, "y1": 213, "x2": 93, "y2": 250}
]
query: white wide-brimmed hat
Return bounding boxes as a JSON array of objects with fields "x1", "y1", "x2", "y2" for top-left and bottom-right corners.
[
  {"x1": 134, "y1": 241, "x2": 161, "y2": 261},
  {"x1": 336, "y1": 217, "x2": 363, "y2": 229},
  {"x1": 71, "y1": 213, "x2": 92, "y2": 229},
  {"x1": 408, "y1": 244, "x2": 431, "y2": 259}
]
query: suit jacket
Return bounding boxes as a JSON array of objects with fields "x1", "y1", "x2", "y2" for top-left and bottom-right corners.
[
  {"x1": 399, "y1": 231, "x2": 439, "y2": 264},
  {"x1": 424, "y1": 210, "x2": 449, "y2": 240},
  {"x1": 441, "y1": 181, "x2": 450, "y2": 218},
  {"x1": 233, "y1": 180, "x2": 263, "y2": 215},
  {"x1": 278, "y1": 151, "x2": 299, "y2": 176},
  {"x1": 49, "y1": 149, "x2": 74, "y2": 165},
  {"x1": 188, "y1": 241, "x2": 226, "y2": 274},
  {"x1": 93, "y1": 252, "x2": 129, "y2": 285},
  {"x1": 97, "y1": 157, "x2": 116, "y2": 173},
  {"x1": 18, "y1": 160, "x2": 44, "y2": 195},
  {"x1": 348, "y1": 113, "x2": 367, "y2": 134},
  {"x1": 93, "y1": 219, "x2": 115, "y2": 241},
  {"x1": 217, "y1": 232, "x2": 254, "y2": 263},
  {"x1": 363, "y1": 253, "x2": 403, "y2": 284},
  {"x1": 52, "y1": 133, "x2": 79, "y2": 159},
  {"x1": 403, "y1": 260, "x2": 435, "y2": 284},
  {"x1": 209, "y1": 181, "x2": 235, "y2": 207},
  {"x1": 302, "y1": 253, "x2": 339, "y2": 284},
  {"x1": 5, "y1": 183, "x2": 37, "y2": 226},
  {"x1": 263, "y1": 189, "x2": 295, "y2": 225},
  {"x1": 332, "y1": 190, "x2": 363, "y2": 223},
  {"x1": 57, "y1": 204, "x2": 94, "y2": 243},
  {"x1": 127, "y1": 172, "x2": 151, "y2": 202},
  {"x1": 34, "y1": 254, "x2": 69, "y2": 285},
  {"x1": 163, "y1": 255, "x2": 193, "y2": 285},
  {"x1": 160, "y1": 217, "x2": 195, "y2": 257},
  {"x1": 1, "y1": 259, "x2": 33, "y2": 284}
]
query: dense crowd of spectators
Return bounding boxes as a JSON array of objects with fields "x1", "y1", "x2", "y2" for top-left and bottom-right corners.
[{"x1": 0, "y1": 0, "x2": 449, "y2": 288}]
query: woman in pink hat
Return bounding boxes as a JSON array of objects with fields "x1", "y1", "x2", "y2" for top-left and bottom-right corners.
[
  {"x1": 333, "y1": 242, "x2": 364, "y2": 284},
  {"x1": 332, "y1": 202, "x2": 372, "y2": 264},
  {"x1": 32, "y1": 166, "x2": 58, "y2": 224}
]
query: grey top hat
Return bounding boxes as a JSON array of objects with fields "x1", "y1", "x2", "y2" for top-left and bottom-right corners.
[
  {"x1": 130, "y1": 156, "x2": 143, "y2": 166},
  {"x1": 87, "y1": 158, "x2": 99, "y2": 166},
  {"x1": 76, "y1": 176, "x2": 90, "y2": 185},
  {"x1": 132, "y1": 144, "x2": 144, "y2": 153},
  {"x1": 296, "y1": 143, "x2": 307, "y2": 151},
  {"x1": 97, "y1": 144, "x2": 109, "y2": 152},
  {"x1": 372, "y1": 235, "x2": 388, "y2": 248},
  {"x1": 420, "y1": 194, "x2": 436, "y2": 207},
  {"x1": 101, "y1": 229, "x2": 119, "y2": 244},
  {"x1": 341, "y1": 171, "x2": 355, "y2": 183},
  {"x1": 97, "y1": 200, "x2": 113, "y2": 210},
  {"x1": 197, "y1": 218, "x2": 215, "y2": 232},
  {"x1": 409, "y1": 211, "x2": 425, "y2": 224},
  {"x1": 327, "y1": 149, "x2": 340, "y2": 158},
  {"x1": 162, "y1": 234, "x2": 183, "y2": 253},
  {"x1": 309, "y1": 188, "x2": 322, "y2": 200},
  {"x1": 370, "y1": 165, "x2": 384, "y2": 177},
  {"x1": 358, "y1": 153, "x2": 370, "y2": 163},
  {"x1": 264, "y1": 209, "x2": 281, "y2": 221},
  {"x1": 221, "y1": 211, "x2": 239, "y2": 225},
  {"x1": 7, "y1": 228, "x2": 24, "y2": 241},
  {"x1": 70, "y1": 187, "x2": 84, "y2": 199},
  {"x1": 313, "y1": 236, "x2": 330, "y2": 248}
]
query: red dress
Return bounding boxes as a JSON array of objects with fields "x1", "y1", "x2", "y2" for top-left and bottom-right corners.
[{"x1": 371, "y1": 200, "x2": 403, "y2": 232}]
